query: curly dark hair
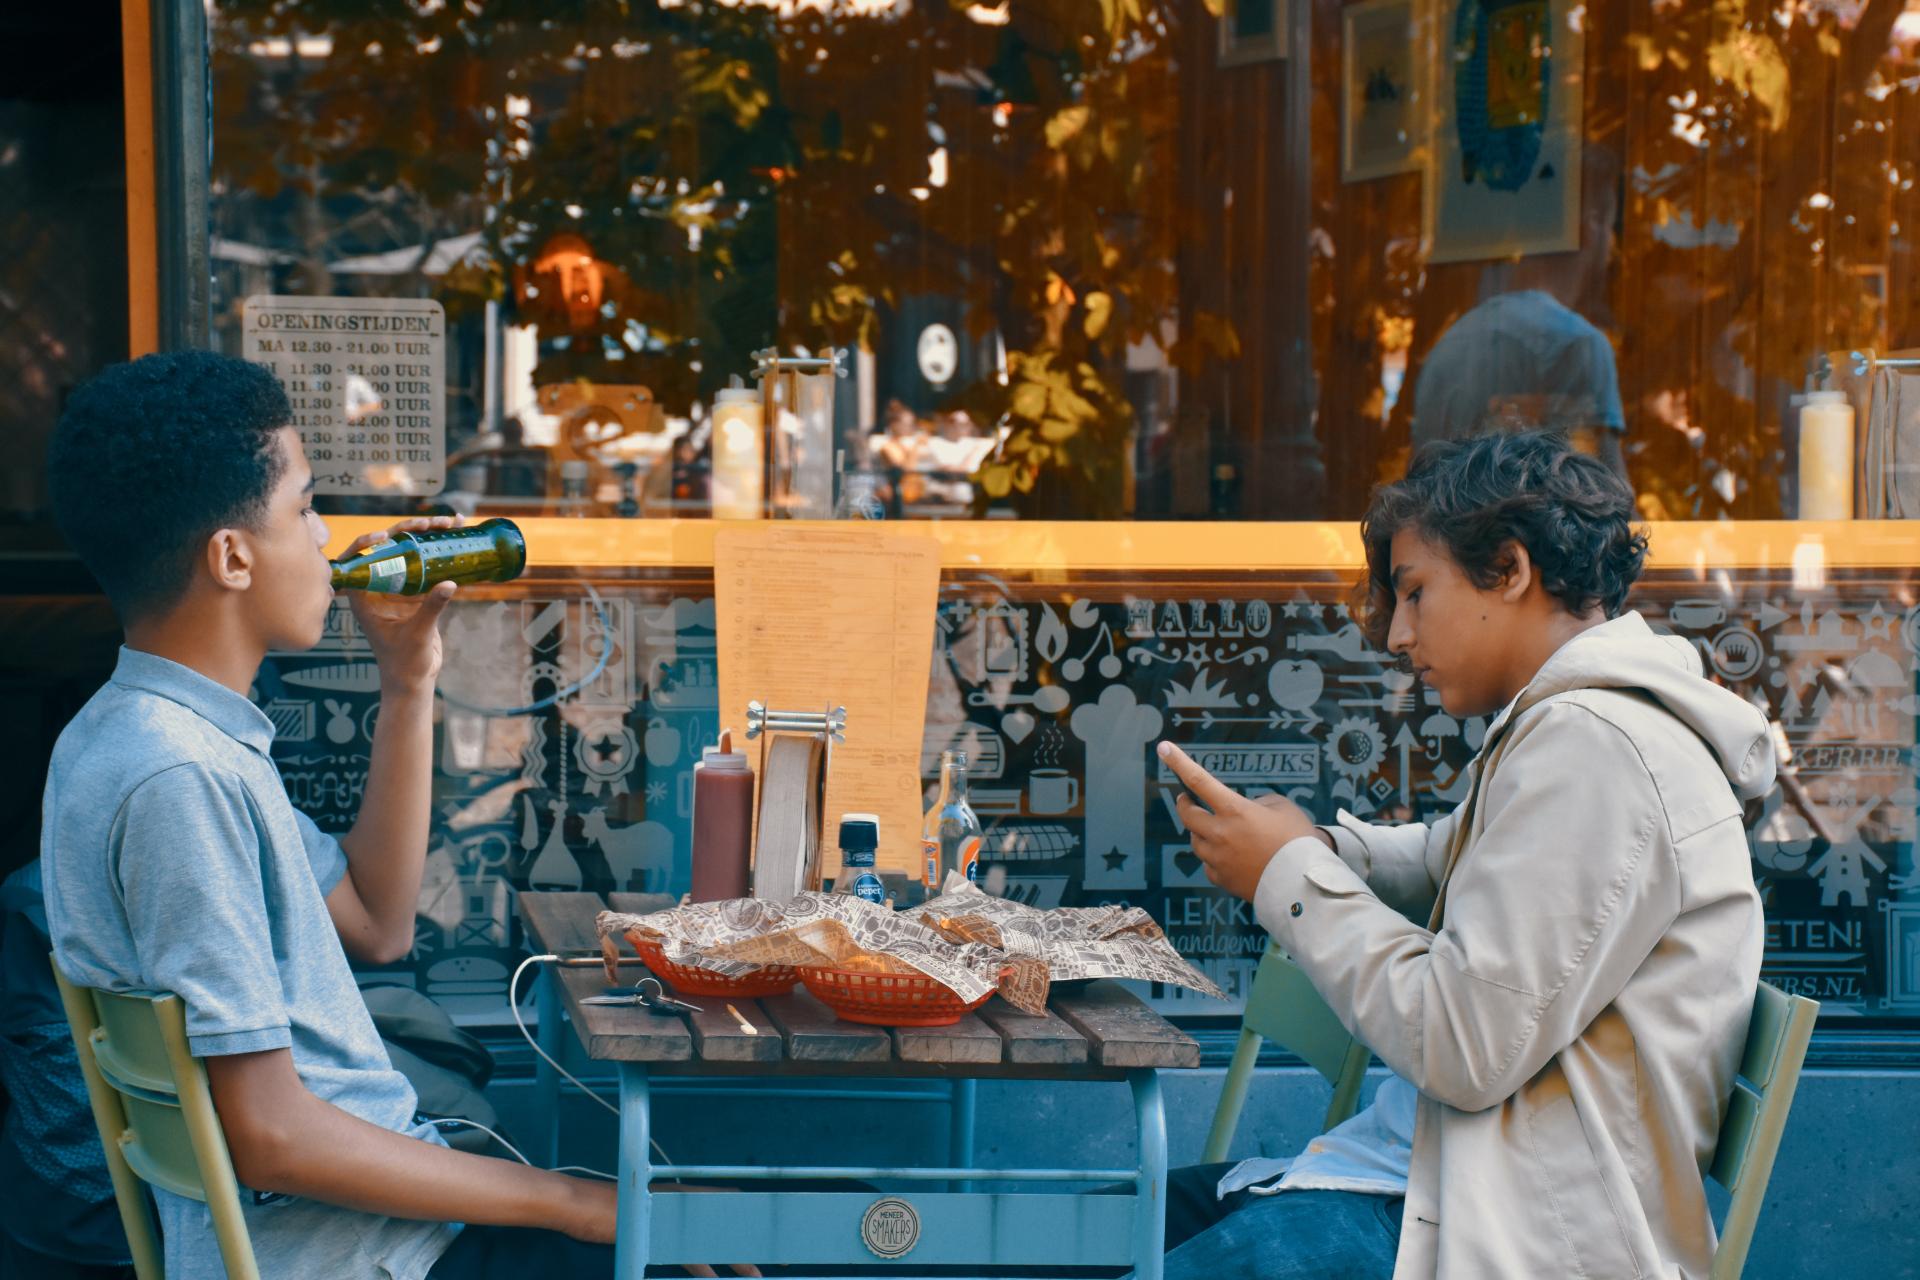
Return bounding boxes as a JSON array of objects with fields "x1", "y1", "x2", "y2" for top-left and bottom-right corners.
[
  {"x1": 1357, "y1": 431, "x2": 1650, "y2": 651},
  {"x1": 48, "y1": 351, "x2": 291, "y2": 621}
]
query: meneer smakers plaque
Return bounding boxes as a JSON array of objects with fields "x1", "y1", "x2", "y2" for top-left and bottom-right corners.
[
  {"x1": 243, "y1": 295, "x2": 446, "y2": 497},
  {"x1": 859, "y1": 1198, "x2": 921, "y2": 1259}
]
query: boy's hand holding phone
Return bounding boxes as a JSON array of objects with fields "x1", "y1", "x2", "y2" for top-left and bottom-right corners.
[
  {"x1": 344, "y1": 517, "x2": 460, "y2": 694},
  {"x1": 1158, "y1": 742, "x2": 1331, "y2": 901}
]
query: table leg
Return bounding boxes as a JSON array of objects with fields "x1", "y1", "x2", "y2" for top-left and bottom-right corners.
[
  {"x1": 535, "y1": 961, "x2": 562, "y2": 1168},
  {"x1": 949, "y1": 1076, "x2": 977, "y2": 1193},
  {"x1": 615, "y1": 1063, "x2": 652, "y2": 1280},
  {"x1": 1130, "y1": 1069, "x2": 1167, "y2": 1280}
]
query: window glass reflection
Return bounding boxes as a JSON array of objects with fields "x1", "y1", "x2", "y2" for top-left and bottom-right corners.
[{"x1": 207, "y1": 1, "x2": 1920, "y2": 521}]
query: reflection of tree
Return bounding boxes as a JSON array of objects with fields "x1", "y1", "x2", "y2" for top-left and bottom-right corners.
[
  {"x1": 1616, "y1": 0, "x2": 1918, "y2": 519},
  {"x1": 1582, "y1": 0, "x2": 1920, "y2": 519},
  {"x1": 1311, "y1": 0, "x2": 1920, "y2": 520},
  {"x1": 209, "y1": 0, "x2": 1238, "y2": 519}
]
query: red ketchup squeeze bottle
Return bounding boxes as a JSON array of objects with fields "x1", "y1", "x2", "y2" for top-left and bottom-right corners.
[{"x1": 689, "y1": 729, "x2": 754, "y2": 903}]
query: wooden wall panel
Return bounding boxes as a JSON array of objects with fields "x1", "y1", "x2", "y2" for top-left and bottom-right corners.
[{"x1": 1176, "y1": 4, "x2": 1325, "y2": 517}]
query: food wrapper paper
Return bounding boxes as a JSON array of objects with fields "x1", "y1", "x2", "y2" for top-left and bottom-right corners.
[{"x1": 596, "y1": 873, "x2": 1225, "y2": 1015}]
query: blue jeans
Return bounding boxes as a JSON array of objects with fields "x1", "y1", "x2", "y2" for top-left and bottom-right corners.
[
  {"x1": 1161, "y1": 1162, "x2": 1403, "y2": 1280},
  {"x1": 427, "y1": 1224, "x2": 612, "y2": 1278}
]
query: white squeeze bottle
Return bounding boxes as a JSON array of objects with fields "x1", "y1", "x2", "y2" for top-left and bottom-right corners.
[
  {"x1": 1798, "y1": 390, "x2": 1854, "y2": 520},
  {"x1": 710, "y1": 375, "x2": 764, "y2": 519}
]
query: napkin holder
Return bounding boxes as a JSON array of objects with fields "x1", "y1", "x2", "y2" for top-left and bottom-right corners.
[{"x1": 745, "y1": 701, "x2": 847, "y2": 899}]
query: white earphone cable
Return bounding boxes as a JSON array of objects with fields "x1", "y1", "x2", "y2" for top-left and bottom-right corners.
[{"x1": 510, "y1": 953, "x2": 674, "y2": 1164}]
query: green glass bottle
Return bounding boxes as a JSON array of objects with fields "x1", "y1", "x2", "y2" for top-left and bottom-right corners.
[{"x1": 330, "y1": 517, "x2": 528, "y2": 594}]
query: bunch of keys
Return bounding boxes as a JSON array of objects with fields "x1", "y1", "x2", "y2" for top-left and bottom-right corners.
[{"x1": 580, "y1": 975, "x2": 703, "y2": 1016}]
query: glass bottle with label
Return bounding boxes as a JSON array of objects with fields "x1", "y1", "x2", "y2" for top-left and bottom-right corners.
[
  {"x1": 330, "y1": 517, "x2": 527, "y2": 594},
  {"x1": 921, "y1": 750, "x2": 982, "y2": 892}
]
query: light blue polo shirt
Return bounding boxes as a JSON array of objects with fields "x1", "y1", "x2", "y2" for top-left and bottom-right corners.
[{"x1": 41, "y1": 647, "x2": 458, "y2": 1279}]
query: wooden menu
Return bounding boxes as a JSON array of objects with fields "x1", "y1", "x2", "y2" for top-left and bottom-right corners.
[{"x1": 715, "y1": 526, "x2": 941, "y2": 877}]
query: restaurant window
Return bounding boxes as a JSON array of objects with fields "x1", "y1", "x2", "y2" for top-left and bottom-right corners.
[
  {"x1": 0, "y1": 0, "x2": 129, "y2": 884},
  {"x1": 200, "y1": 0, "x2": 1920, "y2": 1036},
  {"x1": 0, "y1": 1, "x2": 127, "y2": 535}
]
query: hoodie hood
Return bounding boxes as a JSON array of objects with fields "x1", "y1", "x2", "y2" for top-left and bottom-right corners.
[{"x1": 1496, "y1": 610, "x2": 1776, "y2": 802}]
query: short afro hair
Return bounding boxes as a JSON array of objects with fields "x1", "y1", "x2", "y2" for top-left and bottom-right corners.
[
  {"x1": 1357, "y1": 431, "x2": 1649, "y2": 651},
  {"x1": 48, "y1": 351, "x2": 291, "y2": 621}
]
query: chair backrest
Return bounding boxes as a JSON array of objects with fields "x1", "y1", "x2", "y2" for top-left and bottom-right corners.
[
  {"x1": 1204, "y1": 954, "x2": 1815, "y2": 1276},
  {"x1": 1201, "y1": 944, "x2": 1369, "y2": 1164},
  {"x1": 52, "y1": 962, "x2": 261, "y2": 1280},
  {"x1": 1707, "y1": 980, "x2": 1819, "y2": 1280}
]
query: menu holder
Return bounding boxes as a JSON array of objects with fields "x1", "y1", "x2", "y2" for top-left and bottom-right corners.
[{"x1": 715, "y1": 527, "x2": 942, "y2": 878}]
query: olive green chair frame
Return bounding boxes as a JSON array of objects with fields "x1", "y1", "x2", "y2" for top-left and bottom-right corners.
[
  {"x1": 1202, "y1": 944, "x2": 1369, "y2": 1164},
  {"x1": 52, "y1": 961, "x2": 261, "y2": 1280},
  {"x1": 1201, "y1": 944, "x2": 1818, "y2": 1280}
]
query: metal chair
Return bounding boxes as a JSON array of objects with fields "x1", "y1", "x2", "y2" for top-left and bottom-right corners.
[
  {"x1": 1201, "y1": 944, "x2": 1817, "y2": 1280},
  {"x1": 52, "y1": 961, "x2": 260, "y2": 1280},
  {"x1": 1201, "y1": 943, "x2": 1368, "y2": 1163},
  {"x1": 1708, "y1": 980, "x2": 1819, "y2": 1279}
]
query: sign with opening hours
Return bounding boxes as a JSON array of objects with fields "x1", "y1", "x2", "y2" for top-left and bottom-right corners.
[{"x1": 243, "y1": 295, "x2": 446, "y2": 497}]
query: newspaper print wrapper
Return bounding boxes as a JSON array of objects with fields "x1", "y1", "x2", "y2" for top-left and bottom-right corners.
[
  {"x1": 909, "y1": 873, "x2": 1226, "y2": 999},
  {"x1": 597, "y1": 874, "x2": 1225, "y2": 1014},
  {"x1": 599, "y1": 892, "x2": 1047, "y2": 1012}
]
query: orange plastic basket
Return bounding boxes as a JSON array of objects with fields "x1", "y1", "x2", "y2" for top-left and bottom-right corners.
[
  {"x1": 799, "y1": 965, "x2": 992, "y2": 1027},
  {"x1": 629, "y1": 936, "x2": 798, "y2": 998}
]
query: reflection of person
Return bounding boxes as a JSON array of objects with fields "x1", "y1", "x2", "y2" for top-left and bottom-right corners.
[
  {"x1": 1413, "y1": 142, "x2": 1627, "y2": 480},
  {"x1": 1157, "y1": 432, "x2": 1770, "y2": 1279},
  {"x1": 920, "y1": 409, "x2": 989, "y2": 505},
  {"x1": 39, "y1": 354, "x2": 750, "y2": 1279},
  {"x1": 1411, "y1": 290, "x2": 1627, "y2": 478},
  {"x1": 868, "y1": 398, "x2": 928, "y2": 512},
  {"x1": 868, "y1": 397, "x2": 927, "y2": 472}
]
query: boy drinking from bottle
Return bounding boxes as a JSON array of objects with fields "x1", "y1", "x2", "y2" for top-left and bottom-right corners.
[{"x1": 40, "y1": 352, "x2": 748, "y2": 1278}]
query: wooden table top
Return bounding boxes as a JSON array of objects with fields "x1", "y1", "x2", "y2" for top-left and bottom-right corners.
[{"x1": 519, "y1": 890, "x2": 1201, "y2": 1081}]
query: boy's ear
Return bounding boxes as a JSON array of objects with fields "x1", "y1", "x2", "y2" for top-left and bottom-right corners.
[
  {"x1": 1497, "y1": 540, "x2": 1534, "y2": 604},
  {"x1": 205, "y1": 527, "x2": 256, "y2": 593}
]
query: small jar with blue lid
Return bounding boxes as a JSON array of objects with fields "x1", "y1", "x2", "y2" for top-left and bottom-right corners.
[{"x1": 836, "y1": 814, "x2": 886, "y2": 905}]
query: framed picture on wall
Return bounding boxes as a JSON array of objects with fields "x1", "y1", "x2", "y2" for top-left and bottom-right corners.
[
  {"x1": 1342, "y1": 0, "x2": 1421, "y2": 182},
  {"x1": 1425, "y1": 0, "x2": 1585, "y2": 262},
  {"x1": 1219, "y1": 0, "x2": 1287, "y2": 67}
]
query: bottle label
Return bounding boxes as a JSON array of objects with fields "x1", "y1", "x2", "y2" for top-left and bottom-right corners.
[
  {"x1": 922, "y1": 838, "x2": 940, "y2": 889},
  {"x1": 851, "y1": 871, "x2": 886, "y2": 904},
  {"x1": 368, "y1": 557, "x2": 407, "y2": 591},
  {"x1": 959, "y1": 836, "x2": 982, "y2": 884}
]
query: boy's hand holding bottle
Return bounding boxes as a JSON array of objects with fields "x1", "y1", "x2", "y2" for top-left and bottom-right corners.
[{"x1": 337, "y1": 517, "x2": 462, "y2": 694}]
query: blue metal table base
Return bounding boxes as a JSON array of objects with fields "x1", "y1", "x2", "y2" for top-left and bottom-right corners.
[
  {"x1": 531, "y1": 979, "x2": 974, "y2": 1162},
  {"x1": 614, "y1": 1061, "x2": 1167, "y2": 1278},
  {"x1": 534, "y1": 964, "x2": 565, "y2": 1167}
]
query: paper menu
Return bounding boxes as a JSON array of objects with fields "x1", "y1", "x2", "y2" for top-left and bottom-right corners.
[{"x1": 715, "y1": 526, "x2": 942, "y2": 877}]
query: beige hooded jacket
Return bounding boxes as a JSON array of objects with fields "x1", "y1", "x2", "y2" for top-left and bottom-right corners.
[{"x1": 1254, "y1": 611, "x2": 1774, "y2": 1279}]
